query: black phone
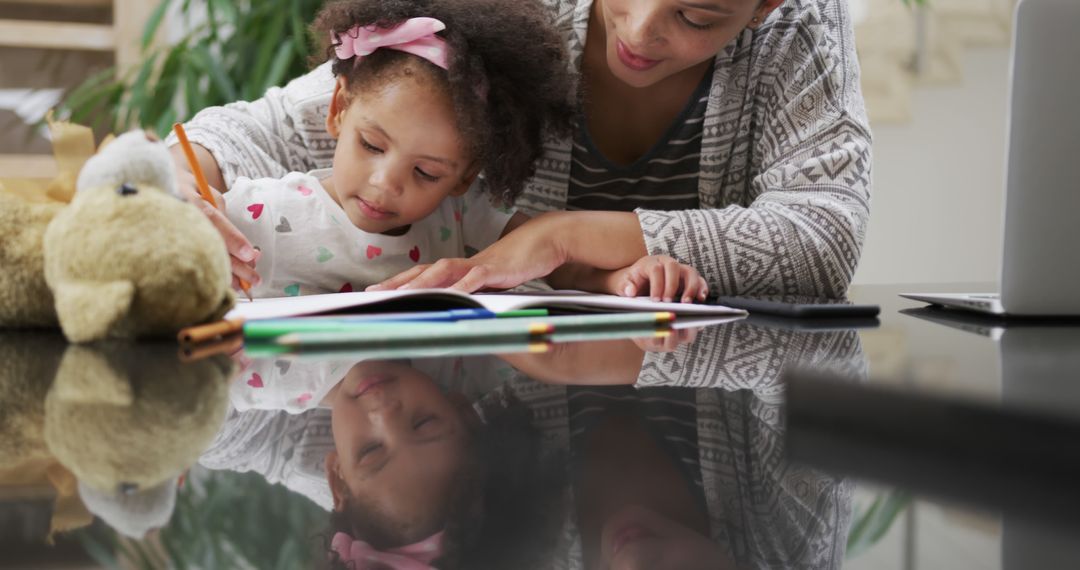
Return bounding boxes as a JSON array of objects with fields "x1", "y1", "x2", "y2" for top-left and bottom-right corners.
[{"x1": 714, "y1": 295, "x2": 881, "y2": 319}]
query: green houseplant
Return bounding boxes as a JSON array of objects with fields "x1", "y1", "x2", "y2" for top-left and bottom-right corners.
[{"x1": 60, "y1": 0, "x2": 326, "y2": 137}]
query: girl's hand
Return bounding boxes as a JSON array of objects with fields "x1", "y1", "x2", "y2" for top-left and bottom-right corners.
[
  {"x1": 606, "y1": 255, "x2": 708, "y2": 303},
  {"x1": 171, "y1": 147, "x2": 262, "y2": 291},
  {"x1": 368, "y1": 213, "x2": 570, "y2": 292}
]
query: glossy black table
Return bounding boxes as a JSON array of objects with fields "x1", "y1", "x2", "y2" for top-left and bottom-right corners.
[{"x1": 2, "y1": 284, "x2": 1077, "y2": 569}]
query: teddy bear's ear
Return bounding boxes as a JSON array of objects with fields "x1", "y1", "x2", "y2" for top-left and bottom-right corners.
[{"x1": 52, "y1": 280, "x2": 135, "y2": 343}]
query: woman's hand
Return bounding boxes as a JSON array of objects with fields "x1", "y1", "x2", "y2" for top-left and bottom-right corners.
[
  {"x1": 605, "y1": 255, "x2": 708, "y2": 303},
  {"x1": 171, "y1": 145, "x2": 262, "y2": 291},
  {"x1": 368, "y1": 212, "x2": 571, "y2": 292}
]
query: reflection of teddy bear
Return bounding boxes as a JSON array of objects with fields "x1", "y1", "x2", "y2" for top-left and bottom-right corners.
[
  {"x1": 0, "y1": 332, "x2": 91, "y2": 538},
  {"x1": 0, "y1": 130, "x2": 234, "y2": 342},
  {"x1": 44, "y1": 342, "x2": 234, "y2": 496}
]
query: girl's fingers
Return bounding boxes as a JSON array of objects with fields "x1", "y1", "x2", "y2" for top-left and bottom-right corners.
[
  {"x1": 230, "y1": 255, "x2": 261, "y2": 286},
  {"x1": 662, "y1": 261, "x2": 680, "y2": 303},
  {"x1": 648, "y1": 261, "x2": 664, "y2": 302},
  {"x1": 367, "y1": 265, "x2": 429, "y2": 291},
  {"x1": 620, "y1": 266, "x2": 649, "y2": 298},
  {"x1": 178, "y1": 178, "x2": 258, "y2": 264},
  {"x1": 681, "y1": 271, "x2": 706, "y2": 303}
]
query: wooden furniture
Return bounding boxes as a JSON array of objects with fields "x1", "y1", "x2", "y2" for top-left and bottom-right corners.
[{"x1": 0, "y1": 0, "x2": 160, "y2": 178}]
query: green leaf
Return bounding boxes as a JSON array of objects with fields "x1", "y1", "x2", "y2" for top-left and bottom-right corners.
[
  {"x1": 141, "y1": 0, "x2": 173, "y2": 50},
  {"x1": 264, "y1": 42, "x2": 296, "y2": 91},
  {"x1": 846, "y1": 490, "x2": 912, "y2": 558},
  {"x1": 190, "y1": 45, "x2": 237, "y2": 102},
  {"x1": 125, "y1": 51, "x2": 161, "y2": 127}
]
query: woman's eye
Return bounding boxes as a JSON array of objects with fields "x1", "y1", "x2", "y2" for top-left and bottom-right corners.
[
  {"x1": 361, "y1": 138, "x2": 383, "y2": 154},
  {"x1": 413, "y1": 415, "x2": 437, "y2": 429},
  {"x1": 415, "y1": 167, "x2": 439, "y2": 183},
  {"x1": 677, "y1": 11, "x2": 714, "y2": 30}
]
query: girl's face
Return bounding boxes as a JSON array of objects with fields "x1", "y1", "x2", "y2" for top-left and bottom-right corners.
[
  {"x1": 593, "y1": 0, "x2": 775, "y2": 88},
  {"x1": 326, "y1": 360, "x2": 476, "y2": 543},
  {"x1": 326, "y1": 69, "x2": 478, "y2": 236}
]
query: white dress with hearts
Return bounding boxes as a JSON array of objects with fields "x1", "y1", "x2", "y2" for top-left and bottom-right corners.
[{"x1": 224, "y1": 169, "x2": 513, "y2": 298}]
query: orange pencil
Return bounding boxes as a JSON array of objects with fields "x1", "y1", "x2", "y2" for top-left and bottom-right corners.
[{"x1": 172, "y1": 122, "x2": 253, "y2": 301}]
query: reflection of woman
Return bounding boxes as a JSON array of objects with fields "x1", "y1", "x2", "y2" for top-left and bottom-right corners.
[
  {"x1": 173, "y1": 0, "x2": 870, "y2": 298},
  {"x1": 502, "y1": 321, "x2": 865, "y2": 569}
]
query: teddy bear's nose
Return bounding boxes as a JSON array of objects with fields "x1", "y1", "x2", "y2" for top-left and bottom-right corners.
[{"x1": 117, "y1": 183, "x2": 139, "y2": 196}]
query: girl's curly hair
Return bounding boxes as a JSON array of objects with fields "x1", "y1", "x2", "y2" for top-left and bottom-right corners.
[{"x1": 312, "y1": 0, "x2": 575, "y2": 205}]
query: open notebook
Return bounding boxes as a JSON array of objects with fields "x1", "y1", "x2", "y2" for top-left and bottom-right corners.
[{"x1": 226, "y1": 289, "x2": 745, "y2": 321}]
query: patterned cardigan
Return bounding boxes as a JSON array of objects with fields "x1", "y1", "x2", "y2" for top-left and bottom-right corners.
[{"x1": 172, "y1": 0, "x2": 871, "y2": 297}]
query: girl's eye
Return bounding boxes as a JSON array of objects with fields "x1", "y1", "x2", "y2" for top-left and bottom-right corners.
[
  {"x1": 415, "y1": 167, "x2": 439, "y2": 183},
  {"x1": 359, "y1": 443, "x2": 382, "y2": 459},
  {"x1": 677, "y1": 11, "x2": 715, "y2": 30},
  {"x1": 413, "y1": 415, "x2": 437, "y2": 430},
  {"x1": 361, "y1": 138, "x2": 383, "y2": 154}
]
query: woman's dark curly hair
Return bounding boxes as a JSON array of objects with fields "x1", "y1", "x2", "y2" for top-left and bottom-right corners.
[
  {"x1": 321, "y1": 390, "x2": 567, "y2": 569},
  {"x1": 312, "y1": 0, "x2": 574, "y2": 206}
]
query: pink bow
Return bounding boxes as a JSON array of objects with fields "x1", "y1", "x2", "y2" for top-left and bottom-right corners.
[
  {"x1": 330, "y1": 531, "x2": 445, "y2": 570},
  {"x1": 333, "y1": 17, "x2": 449, "y2": 71}
]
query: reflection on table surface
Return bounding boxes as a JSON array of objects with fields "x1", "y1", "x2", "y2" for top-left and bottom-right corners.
[{"x1": 2, "y1": 284, "x2": 1079, "y2": 569}]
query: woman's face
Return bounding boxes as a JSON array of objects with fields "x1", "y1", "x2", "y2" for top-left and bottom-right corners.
[
  {"x1": 593, "y1": 0, "x2": 769, "y2": 88},
  {"x1": 326, "y1": 360, "x2": 475, "y2": 544},
  {"x1": 599, "y1": 506, "x2": 734, "y2": 569}
]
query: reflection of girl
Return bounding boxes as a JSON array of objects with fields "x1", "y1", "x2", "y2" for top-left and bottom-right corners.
[{"x1": 200, "y1": 357, "x2": 568, "y2": 569}]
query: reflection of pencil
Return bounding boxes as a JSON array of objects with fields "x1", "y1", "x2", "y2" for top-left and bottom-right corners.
[
  {"x1": 172, "y1": 122, "x2": 253, "y2": 301},
  {"x1": 180, "y1": 332, "x2": 243, "y2": 362},
  {"x1": 179, "y1": 318, "x2": 245, "y2": 345}
]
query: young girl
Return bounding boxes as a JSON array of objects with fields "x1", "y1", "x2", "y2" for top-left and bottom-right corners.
[{"x1": 217, "y1": 0, "x2": 706, "y2": 302}]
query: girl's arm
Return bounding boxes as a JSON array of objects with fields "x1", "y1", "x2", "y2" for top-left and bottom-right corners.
[{"x1": 165, "y1": 62, "x2": 336, "y2": 289}]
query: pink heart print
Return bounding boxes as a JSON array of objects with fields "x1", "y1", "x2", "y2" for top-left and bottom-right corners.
[
  {"x1": 297, "y1": 393, "x2": 313, "y2": 405},
  {"x1": 297, "y1": 185, "x2": 314, "y2": 196},
  {"x1": 339, "y1": 283, "x2": 353, "y2": 293},
  {"x1": 247, "y1": 373, "x2": 263, "y2": 388},
  {"x1": 366, "y1": 245, "x2": 382, "y2": 259},
  {"x1": 247, "y1": 203, "x2": 264, "y2": 220},
  {"x1": 409, "y1": 246, "x2": 420, "y2": 263}
]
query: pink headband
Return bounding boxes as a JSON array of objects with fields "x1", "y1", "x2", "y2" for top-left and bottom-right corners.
[
  {"x1": 333, "y1": 17, "x2": 449, "y2": 71},
  {"x1": 330, "y1": 531, "x2": 445, "y2": 569}
]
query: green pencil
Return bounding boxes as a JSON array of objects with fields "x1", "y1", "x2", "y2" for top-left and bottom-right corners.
[
  {"x1": 530, "y1": 311, "x2": 675, "y2": 331},
  {"x1": 275, "y1": 319, "x2": 554, "y2": 347},
  {"x1": 243, "y1": 308, "x2": 549, "y2": 340}
]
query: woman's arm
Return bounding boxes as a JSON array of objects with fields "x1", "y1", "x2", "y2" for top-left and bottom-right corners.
[{"x1": 638, "y1": 5, "x2": 871, "y2": 298}]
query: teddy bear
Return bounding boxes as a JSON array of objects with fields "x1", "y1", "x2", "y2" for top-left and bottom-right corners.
[
  {"x1": 0, "y1": 129, "x2": 234, "y2": 342},
  {"x1": 43, "y1": 341, "x2": 234, "y2": 498}
]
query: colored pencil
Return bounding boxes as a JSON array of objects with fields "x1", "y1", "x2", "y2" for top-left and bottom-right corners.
[
  {"x1": 242, "y1": 308, "x2": 549, "y2": 340},
  {"x1": 276, "y1": 320, "x2": 554, "y2": 347}
]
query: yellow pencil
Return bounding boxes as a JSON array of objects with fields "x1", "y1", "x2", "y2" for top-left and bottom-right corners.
[{"x1": 172, "y1": 122, "x2": 253, "y2": 301}]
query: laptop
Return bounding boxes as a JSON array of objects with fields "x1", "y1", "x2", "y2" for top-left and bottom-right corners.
[{"x1": 901, "y1": 0, "x2": 1080, "y2": 316}]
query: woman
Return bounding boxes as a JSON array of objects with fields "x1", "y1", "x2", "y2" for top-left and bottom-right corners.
[{"x1": 172, "y1": 0, "x2": 870, "y2": 298}]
